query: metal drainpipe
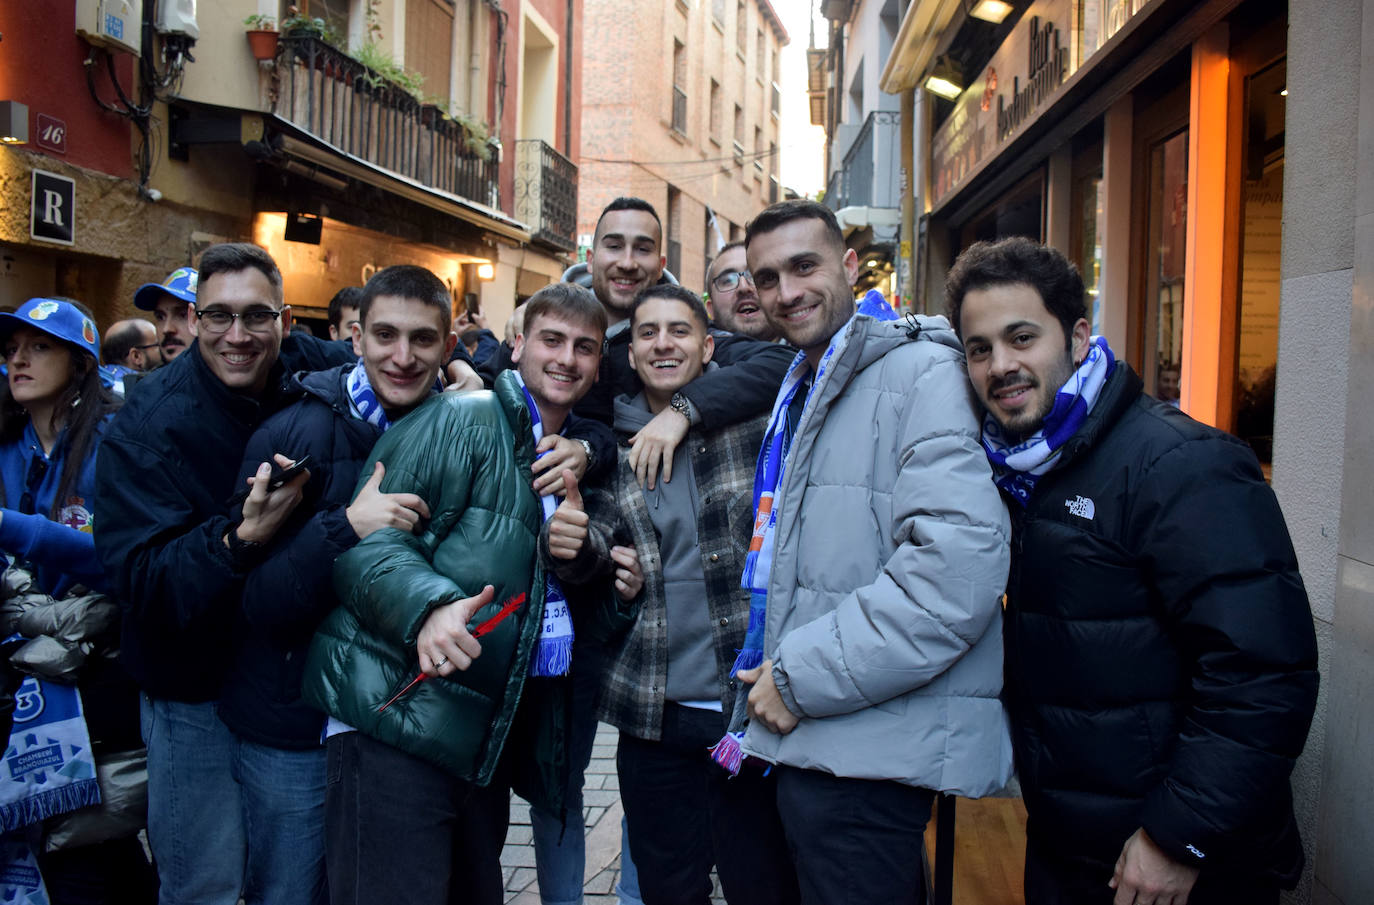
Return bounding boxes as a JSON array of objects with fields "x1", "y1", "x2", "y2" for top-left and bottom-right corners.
[{"x1": 564, "y1": 0, "x2": 574, "y2": 156}]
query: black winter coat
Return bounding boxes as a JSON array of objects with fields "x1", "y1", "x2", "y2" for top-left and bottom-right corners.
[
  {"x1": 219, "y1": 364, "x2": 378, "y2": 748},
  {"x1": 94, "y1": 339, "x2": 353, "y2": 702},
  {"x1": 1004, "y1": 364, "x2": 1317, "y2": 887}
]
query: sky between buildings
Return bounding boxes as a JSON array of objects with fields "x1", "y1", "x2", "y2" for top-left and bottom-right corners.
[{"x1": 774, "y1": 0, "x2": 828, "y2": 198}]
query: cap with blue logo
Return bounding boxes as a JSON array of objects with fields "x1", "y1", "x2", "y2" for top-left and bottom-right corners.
[
  {"x1": 134, "y1": 267, "x2": 198, "y2": 311},
  {"x1": 0, "y1": 298, "x2": 101, "y2": 362}
]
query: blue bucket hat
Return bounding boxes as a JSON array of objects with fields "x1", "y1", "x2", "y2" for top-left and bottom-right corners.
[
  {"x1": 134, "y1": 266, "x2": 198, "y2": 311},
  {"x1": 0, "y1": 298, "x2": 101, "y2": 362}
]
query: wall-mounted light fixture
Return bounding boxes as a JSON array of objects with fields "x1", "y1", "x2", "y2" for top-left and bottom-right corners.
[
  {"x1": 0, "y1": 101, "x2": 29, "y2": 145},
  {"x1": 924, "y1": 56, "x2": 964, "y2": 101},
  {"x1": 969, "y1": 0, "x2": 1014, "y2": 24},
  {"x1": 477, "y1": 262, "x2": 495, "y2": 281}
]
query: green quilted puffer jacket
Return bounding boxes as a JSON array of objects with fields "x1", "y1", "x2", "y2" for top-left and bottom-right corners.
[{"x1": 302, "y1": 371, "x2": 566, "y2": 811}]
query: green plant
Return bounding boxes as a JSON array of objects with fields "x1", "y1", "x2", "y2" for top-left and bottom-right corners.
[
  {"x1": 352, "y1": 41, "x2": 427, "y2": 99},
  {"x1": 243, "y1": 13, "x2": 276, "y2": 29},
  {"x1": 453, "y1": 112, "x2": 495, "y2": 161}
]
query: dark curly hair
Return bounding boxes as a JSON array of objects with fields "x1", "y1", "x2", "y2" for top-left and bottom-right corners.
[{"x1": 945, "y1": 238, "x2": 1087, "y2": 347}]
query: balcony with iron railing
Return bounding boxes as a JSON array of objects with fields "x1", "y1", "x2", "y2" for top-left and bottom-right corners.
[
  {"x1": 514, "y1": 140, "x2": 578, "y2": 251},
  {"x1": 273, "y1": 34, "x2": 499, "y2": 210},
  {"x1": 823, "y1": 110, "x2": 900, "y2": 211}
]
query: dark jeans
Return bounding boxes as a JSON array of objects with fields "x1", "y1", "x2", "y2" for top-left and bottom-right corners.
[
  {"x1": 617, "y1": 703, "x2": 798, "y2": 905},
  {"x1": 774, "y1": 766, "x2": 934, "y2": 905},
  {"x1": 324, "y1": 731, "x2": 509, "y2": 905},
  {"x1": 1023, "y1": 841, "x2": 1281, "y2": 905}
]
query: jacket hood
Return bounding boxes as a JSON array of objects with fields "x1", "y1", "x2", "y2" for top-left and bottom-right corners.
[
  {"x1": 812, "y1": 314, "x2": 963, "y2": 402},
  {"x1": 291, "y1": 362, "x2": 356, "y2": 412}
]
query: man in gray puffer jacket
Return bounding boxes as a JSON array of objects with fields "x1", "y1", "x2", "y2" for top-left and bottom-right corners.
[{"x1": 734, "y1": 200, "x2": 1012, "y2": 904}]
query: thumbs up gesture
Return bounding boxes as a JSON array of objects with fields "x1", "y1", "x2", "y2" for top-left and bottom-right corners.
[{"x1": 547, "y1": 469, "x2": 589, "y2": 560}]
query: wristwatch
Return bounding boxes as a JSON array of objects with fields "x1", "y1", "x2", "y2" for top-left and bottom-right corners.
[
  {"x1": 669, "y1": 392, "x2": 694, "y2": 422},
  {"x1": 575, "y1": 438, "x2": 594, "y2": 470},
  {"x1": 224, "y1": 523, "x2": 266, "y2": 571}
]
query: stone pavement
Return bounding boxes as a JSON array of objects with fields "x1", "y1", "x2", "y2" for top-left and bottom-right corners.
[{"x1": 501, "y1": 721, "x2": 726, "y2": 905}]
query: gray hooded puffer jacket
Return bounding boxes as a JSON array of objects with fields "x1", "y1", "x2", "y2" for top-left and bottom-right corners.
[{"x1": 739, "y1": 314, "x2": 1013, "y2": 797}]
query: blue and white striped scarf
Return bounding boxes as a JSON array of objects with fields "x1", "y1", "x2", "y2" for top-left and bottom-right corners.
[
  {"x1": 981, "y1": 336, "x2": 1115, "y2": 507},
  {"x1": 512, "y1": 373, "x2": 573, "y2": 677},
  {"x1": 346, "y1": 363, "x2": 445, "y2": 431}
]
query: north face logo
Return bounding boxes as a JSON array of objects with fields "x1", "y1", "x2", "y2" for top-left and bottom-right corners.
[{"x1": 1064, "y1": 495, "x2": 1095, "y2": 520}]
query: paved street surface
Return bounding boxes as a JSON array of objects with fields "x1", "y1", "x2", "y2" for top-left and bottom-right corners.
[{"x1": 502, "y1": 722, "x2": 726, "y2": 904}]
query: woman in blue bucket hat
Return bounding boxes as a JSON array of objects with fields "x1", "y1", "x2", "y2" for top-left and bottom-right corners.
[
  {"x1": 0, "y1": 297, "x2": 119, "y2": 595},
  {"x1": 0, "y1": 297, "x2": 156, "y2": 903}
]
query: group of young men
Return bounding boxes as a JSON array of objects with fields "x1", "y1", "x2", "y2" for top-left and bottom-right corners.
[{"x1": 84, "y1": 194, "x2": 1316, "y2": 905}]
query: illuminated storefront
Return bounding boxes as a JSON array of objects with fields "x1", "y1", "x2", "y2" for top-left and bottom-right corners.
[{"x1": 886, "y1": 0, "x2": 1286, "y2": 464}]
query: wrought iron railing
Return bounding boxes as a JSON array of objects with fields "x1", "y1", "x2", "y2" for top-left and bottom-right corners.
[
  {"x1": 274, "y1": 34, "x2": 498, "y2": 209},
  {"x1": 515, "y1": 139, "x2": 578, "y2": 251},
  {"x1": 672, "y1": 86, "x2": 688, "y2": 135}
]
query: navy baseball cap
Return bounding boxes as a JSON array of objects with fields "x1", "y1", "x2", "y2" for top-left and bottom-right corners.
[
  {"x1": 0, "y1": 298, "x2": 101, "y2": 362},
  {"x1": 134, "y1": 266, "x2": 198, "y2": 311}
]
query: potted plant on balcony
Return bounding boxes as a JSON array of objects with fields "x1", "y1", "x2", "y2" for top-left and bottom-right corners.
[{"x1": 243, "y1": 14, "x2": 279, "y2": 62}]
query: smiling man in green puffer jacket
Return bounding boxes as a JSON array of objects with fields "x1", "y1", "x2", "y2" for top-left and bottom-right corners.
[{"x1": 302, "y1": 283, "x2": 609, "y2": 905}]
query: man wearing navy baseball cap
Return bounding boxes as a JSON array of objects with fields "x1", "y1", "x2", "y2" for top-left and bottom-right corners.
[{"x1": 133, "y1": 266, "x2": 198, "y2": 363}]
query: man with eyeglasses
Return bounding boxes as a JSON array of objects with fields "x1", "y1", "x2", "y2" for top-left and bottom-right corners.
[
  {"x1": 704, "y1": 242, "x2": 779, "y2": 343},
  {"x1": 95, "y1": 242, "x2": 327, "y2": 905}
]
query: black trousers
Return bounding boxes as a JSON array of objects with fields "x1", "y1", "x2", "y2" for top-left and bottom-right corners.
[
  {"x1": 774, "y1": 765, "x2": 934, "y2": 905},
  {"x1": 1023, "y1": 840, "x2": 1281, "y2": 905},
  {"x1": 324, "y1": 731, "x2": 510, "y2": 905},
  {"x1": 617, "y1": 703, "x2": 799, "y2": 905}
]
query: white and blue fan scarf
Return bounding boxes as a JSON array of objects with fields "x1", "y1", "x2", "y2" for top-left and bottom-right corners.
[
  {"x1": 512, "y1": 372, "x2": 574, "y2": 677},
  {"x1": 346, "y1": 364, "x2": 444, "y2": 432},
  {"x1": 981, "y1": 335, "x2": 1115, "y2": 507}
]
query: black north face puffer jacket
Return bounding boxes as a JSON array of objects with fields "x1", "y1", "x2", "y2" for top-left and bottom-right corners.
[{"x1": 1003, "y1": 363, "x2": 1317, "y2": 887}]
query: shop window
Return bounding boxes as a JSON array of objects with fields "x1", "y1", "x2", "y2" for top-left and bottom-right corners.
[
  {"x1": 1234, "y1": 57, "x2": 1286, "y2": 465},
  {"x1": 1144, "y1": 128, "x2": 1189, "y2": 410},
  {"x1": 1070, "y1": 134, "x2": 1106, "y2": 334}
]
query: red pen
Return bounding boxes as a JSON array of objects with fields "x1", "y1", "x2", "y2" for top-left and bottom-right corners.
[{"x1": 376, "y1": 592, "x2": 527, "y2": 713}]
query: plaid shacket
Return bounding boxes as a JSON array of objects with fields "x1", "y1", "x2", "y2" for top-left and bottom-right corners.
[{"x1": 552, "y1": 410, "x2": 768, "y2": 742}]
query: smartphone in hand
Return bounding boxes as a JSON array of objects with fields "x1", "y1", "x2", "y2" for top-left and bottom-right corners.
[{"x1": 266, "y1": 455, "x2": 313, "y2": 491}]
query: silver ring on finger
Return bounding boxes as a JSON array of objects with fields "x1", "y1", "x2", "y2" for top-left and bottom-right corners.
[{"x1": 434, "y1": 656, "x2": 448, "y2": 670}]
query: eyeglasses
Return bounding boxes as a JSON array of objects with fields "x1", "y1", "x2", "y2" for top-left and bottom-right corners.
[
  {"x1": 711, "y1": 270, "x2": 754, "y2": 293},
  {"x1": 194, "y1": 308, "x2": 284, "y2": 334}
]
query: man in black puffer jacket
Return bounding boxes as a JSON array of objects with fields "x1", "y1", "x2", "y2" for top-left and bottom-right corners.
[{"x1": 948, "y1": 238, "x2": 1318, "y2": 905}]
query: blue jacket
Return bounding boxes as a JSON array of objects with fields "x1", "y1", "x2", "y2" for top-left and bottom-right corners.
[
  {"x1": 0, "y1": 419, "x2": 109, "y2": 597},
  {"x1": 94, "y1": 337, "x2": 353, "y2": 702}
]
